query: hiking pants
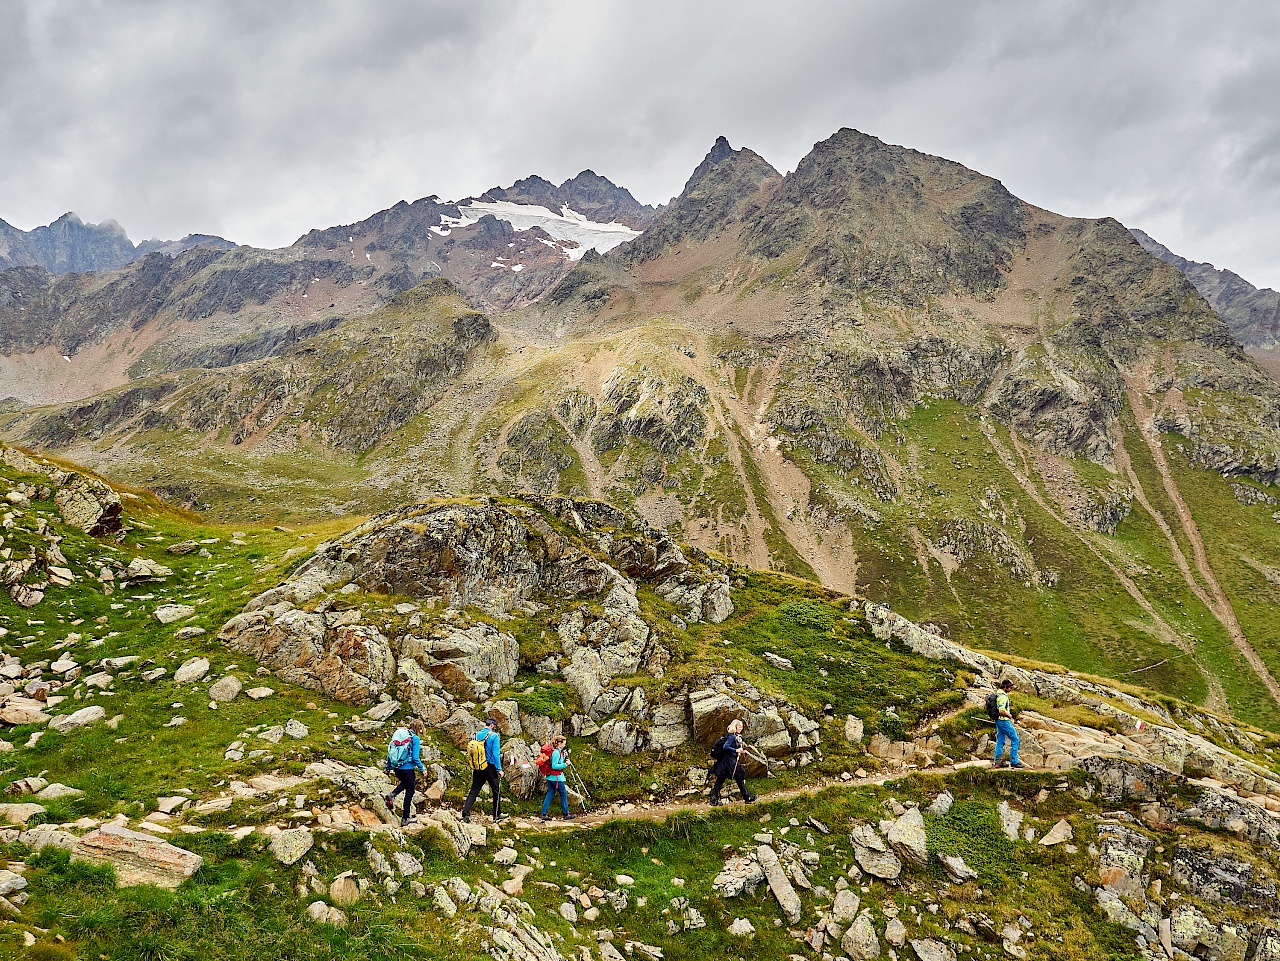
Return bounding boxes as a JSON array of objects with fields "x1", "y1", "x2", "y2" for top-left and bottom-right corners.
[
  {"x1": 462, "y1": 767, "x2": 502, "y2": 819},
  {"x1": 541, "y1": 780, "x2": 569, "y2": 817},
  {"x1": 389, "y1": 768, "x2": 416, "y2": 819},
  {"x1": 994, "y1": 719, "x2": 1020, "y2": 765},
  {"x1": 712, "y1": 774, "x2": 751, "y2": 800}
]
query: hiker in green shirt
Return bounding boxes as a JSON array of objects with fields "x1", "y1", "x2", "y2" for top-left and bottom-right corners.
[{"x1": 993, "y1": 679, "x2": 1023, "y2": 769}]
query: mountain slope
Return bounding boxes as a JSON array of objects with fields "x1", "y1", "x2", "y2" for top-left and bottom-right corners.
[
  {"x1": 5, "y1": 129, "x2": 1280, "y2": 729},
  {"x1": 1132, "y1": 227, "x2": 1280, "y2": 351},
  {"x1": 0, "y1": 173, "x2": 650, "y2": 406}
]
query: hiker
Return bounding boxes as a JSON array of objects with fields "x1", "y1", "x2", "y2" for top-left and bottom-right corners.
[
  {"x1": 709, "y1": 719, "x2": 758, "y2": 805},
  {"x1": 461, "y1": 718, "x2": 506, "y2": 822},
  {"x1": 383, "y1": 718, "x2": 426, "y2": 826},
  {"x1": 992, "y1": 679, "x2": 1023, "y2": 769},
  {"x1": 538, "y1": 735, "x2": 575, "y2": 822}
]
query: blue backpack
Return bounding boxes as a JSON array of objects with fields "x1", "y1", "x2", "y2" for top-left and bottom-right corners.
[{"x1": 387, "y1": 728, "x2": 413, "y2": 768}]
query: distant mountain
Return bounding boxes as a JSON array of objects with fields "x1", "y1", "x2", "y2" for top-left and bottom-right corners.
[
  {"x1": 0, "y1": 170, "x2": 654, "y2": 406},
  {"x1": 479, "y1": 170, "x2": 659, "y2": 229},
  {"x1": 0, "y1": 212, "x2": 235, "y2": 274},
  {"x1": 1131, "y1": 228, "x2": 1280, "y2": 351}
]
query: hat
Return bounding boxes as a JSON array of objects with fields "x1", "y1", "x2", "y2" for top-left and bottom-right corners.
[
  {"x1": 1000, "y1": 679, "x2": 1014, "y2": 690},
  {"x1": 485, "y1": 718, "x2": 499, "y2": 729}
]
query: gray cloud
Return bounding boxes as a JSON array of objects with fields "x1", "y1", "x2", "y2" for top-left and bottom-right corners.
[{"x1": 1, "y1": 0, "x2": 1277, "y2": 286}]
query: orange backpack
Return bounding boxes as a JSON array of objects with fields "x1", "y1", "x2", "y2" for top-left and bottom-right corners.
[{"x1": 534, "y1": 744, "x2": 555, "y2": 776}]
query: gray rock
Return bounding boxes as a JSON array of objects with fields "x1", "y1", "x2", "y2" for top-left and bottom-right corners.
[
  {"x1": 432, "y1": 885, "x2": 458, "y2": 917},
  {"x1": 270, "y1": 828, "x2": 314, "y2": 866},
  {"x1": 842, "y1": 910, "x2": 881, "y2": 960},
  {"x1": 285, "y1": 719, "x2": 309, "y2": 739},
  {"x1": 911, "y1": 940, "x2": 954, "y2": 961},
  {"x1": 208, "y1": 676, "x2": 242, "y2": 702},
  {"x1": 850, "y1": 823, "x2": 902, "y2": 880},
  {"x1": 598, "y1": 717, "x2": 639, "y2": 755},
  {"x1": 727, "y1": 918, "x2": 755, "y2": 937},
  {"x1": 689, "y1": 689, "x2": 746, "y2": 745},
  {"x1": 844, "y1": 714, "x2": 864, "y2": 744},
  {"x1": 1172, "y1": 845, "x2": 1275, "y2": 907},
  {"x1": 756, "y1": 845, "x2": 801, "y2": 924},
  {"x1": 155, "y1": 604, "x2": 195, "y2": 624},
  {"x1": 885, "y1": 917, "x2": 907, "y2": 947},
  {"x1": 831, "y1": 888, "x2": 860, "y2": 922},
  {"x1": 174, "y1": 657, "x2": 210, "y2": 684},
  {"x1": 938, "y1": 853, "x2": 978, "y2": 883},
  {"x1": 1039, "y1": 819, "x2": 1073, "y2": 846},
  {"x1": 886, "y1": 808, "x2": 928, "y2": 867},
  {"x1": 0, "y1": 870, "x2": 27, "y2": 896},
  {"x1": 996, "y1": 801, "x2": 1023, "y2": 842},
  {"x1": 927, "y1": 792, "x2": 953, "y2": 817},
  {"x1": 48, "y1": 705, "x2": 106, "y2": 733},
  {"x1": 330, "y1": 875, "x2": 360, "y2": 906}
]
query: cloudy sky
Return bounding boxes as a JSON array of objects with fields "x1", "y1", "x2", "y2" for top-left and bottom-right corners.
[{"x1": 3, "y1": 0, "x2": 1278, "y2": 286}]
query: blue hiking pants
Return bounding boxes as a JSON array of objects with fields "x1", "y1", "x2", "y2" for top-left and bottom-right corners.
[
  {"x1": 994, "y1": 719, "x2": 1020, "y2": 765},
  {"x1": 541, "y1": 780, "x2": 569, "y2": 816}
]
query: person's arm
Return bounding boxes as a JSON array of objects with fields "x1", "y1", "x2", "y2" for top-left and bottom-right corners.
[
  {"x1": 412, "y1": 734, "x2": 424, "y2": 771},
  {"x1": 551, "y1": 749, "x2": 568, "y2": 773},
  {"x1": 489, "y1": 733, "x2": 502, "y2": 773},
  {"x1": 999, "y1": 694, "x2": 1015, "y2": 720}
]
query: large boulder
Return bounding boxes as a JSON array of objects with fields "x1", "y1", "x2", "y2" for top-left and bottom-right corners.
[
  {"x1": 690, "y1": 689, "x2": 747, "y2": 744},
  {"x1": 220, "y1": 608, "x2": 394, "y2": 704},
  {"x1": 72, "y1": 824, "x2": 203, "y2": 888},
  {"x1": 54, "y1": 472, "x2": 123, "y2": 536},
  {"x1": 887, "y1": 808, "x2": 929, "y2": 867}
]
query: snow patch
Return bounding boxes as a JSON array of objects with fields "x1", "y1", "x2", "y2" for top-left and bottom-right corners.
[{"x1": 438, "y1": 200, "x2": 640, "y2": 259}]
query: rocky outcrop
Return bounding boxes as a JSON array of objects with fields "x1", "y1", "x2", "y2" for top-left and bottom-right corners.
[
  {"x1": 71, "y1": 824, "x2": 203, "y2": 888},
  {"x1": 220, "y1": 496, "x2": 754, "y2": 764}
]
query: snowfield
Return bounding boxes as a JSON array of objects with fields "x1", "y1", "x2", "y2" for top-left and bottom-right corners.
[{"x1": 442, "y1": 200, "x2": 640, "y2": 260}]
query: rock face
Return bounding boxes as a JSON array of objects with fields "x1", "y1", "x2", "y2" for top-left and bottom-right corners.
[
  {"x1": 72, "y1": 824, "x2": 203, "y2": 888},
  {"x1": 219, "y1": 496, "x2": 756, "y2": 765}
]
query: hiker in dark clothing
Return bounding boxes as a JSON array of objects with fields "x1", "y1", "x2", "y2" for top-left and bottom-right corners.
[
  {"x1": 383, "y1": 718, "x2": 426, "y2": 826},
  {"x1": 710, "y1": 719, "x2": 758, "y2": 805},
  {"x1": 461, "y1": 718, "x2": 506, "y2": 822}
]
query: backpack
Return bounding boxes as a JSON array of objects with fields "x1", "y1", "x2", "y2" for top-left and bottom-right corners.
[
  {"x1": 535, "y1": 744, "x2": 555, "y2": 777},
  {"x1": 467, "y1": 732, "x2": 491, "y2": 771},
  {"x1": 710, "y1": 734, "x2": 731, "y2": 760},
  {"x1": 985, "y1": 692, "x2": 1000, "y2": 721},
  {"x1": 387, "y1": 728, "x2": 413, "y2": 768}
]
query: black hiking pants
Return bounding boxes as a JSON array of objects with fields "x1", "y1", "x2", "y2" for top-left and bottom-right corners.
[
  {"x1": 461, "y1": 767, "x2": 502, "y2": 819},
  {"x1": 711, "y1": 774, "x2": 753, "y2": 801},
  {"x1": 389, "y1": 768, "x2": 416, "y2": 819}
]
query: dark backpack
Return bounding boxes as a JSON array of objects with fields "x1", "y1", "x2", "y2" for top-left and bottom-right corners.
[
  {"x1": 985, "y1": 692, "x2": 1000, "y2": 721},
  {"x1": 710, "y1": 735, "x2": 731, "y2": 760}
]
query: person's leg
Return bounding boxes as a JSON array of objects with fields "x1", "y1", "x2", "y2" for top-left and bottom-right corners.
[
  {"x1": 462, "y1": 770, "x2": 485, "y2": 819},
  {"x1": 488, "y1": 768, "x2": 503, "y2": 818},
  {"x1": 558, "y1": 781, "x2": 570, "y2": 815},
  {"x1": 399, "y1": 769, "x2": 416, "y2": 820},
  {"x1": 994, "y1": 721, "x2": 1008, "y2": 764},
  {"x1": 710, "y1": 775, "x2": 726, "y2": 804},
  {"x1": 1008, "y1": 725, "x2": 1021, "y2": 766},
  {"x1": 735, "y1": 776, "x2": 756, "y2": 801},
  {"x1": 541, "y1": 783, "x2": 554, "y2": 818}
]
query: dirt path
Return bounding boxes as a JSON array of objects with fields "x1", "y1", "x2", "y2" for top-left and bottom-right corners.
[
  {"x1": 492, "y1": 758, "x2": 1000, "y2": 833},
  {"x1": 1123, "y1": 377, "x2": 1280, "y2": 708}
]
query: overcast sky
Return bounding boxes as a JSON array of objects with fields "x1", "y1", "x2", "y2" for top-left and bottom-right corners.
[{"x1": 2, "y1": 0, "x2": 1278, "y2": 287}]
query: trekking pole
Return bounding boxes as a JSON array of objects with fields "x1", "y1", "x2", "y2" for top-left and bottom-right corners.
[
  {"x1": 741, "y1": 742, "x2": 775, "y2": 777},
  {"x1": 566, "y1": 762, "x2": 592, "y2": 813}
]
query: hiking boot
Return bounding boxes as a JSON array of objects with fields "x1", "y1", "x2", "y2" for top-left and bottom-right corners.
[
  {"x1": 494, "y1": 812, "x2": 510, "y2": 822},
  {"x1": 461, "y1": 814, "x2": 471, "y2": 823},
  {"x1": 1010, "y1": 761, "x2": 1025, "y2": 769},
  {"x1": 992, "y1": 760, "x2": 1008, "y2": 769},
  {"x1": 563, "y1": 812, "x2": 577, "y2": 821},
  {"x1": 401, "y1": 816, "x2": 417, "y2": 827},
  {"x1": 709, "y1": 795, "x2": 722, "y2": 806},
  {"x1": 744, "y1": 795, "x2": 758, "y2": 804},
  {"x1": 540, "y1": 815, "x2": 550, "y2": 823}
]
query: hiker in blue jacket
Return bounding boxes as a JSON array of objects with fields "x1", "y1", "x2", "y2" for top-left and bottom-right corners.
[
  {"x1": 462, "y1": 718, "x2": 506, "y2": 822},
  {"x1": 383, "y1": 718, "x2": 426, "y2": 826},
  {"x1": 540, "y1": 735, "x2": 575, "y2": 822}
]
